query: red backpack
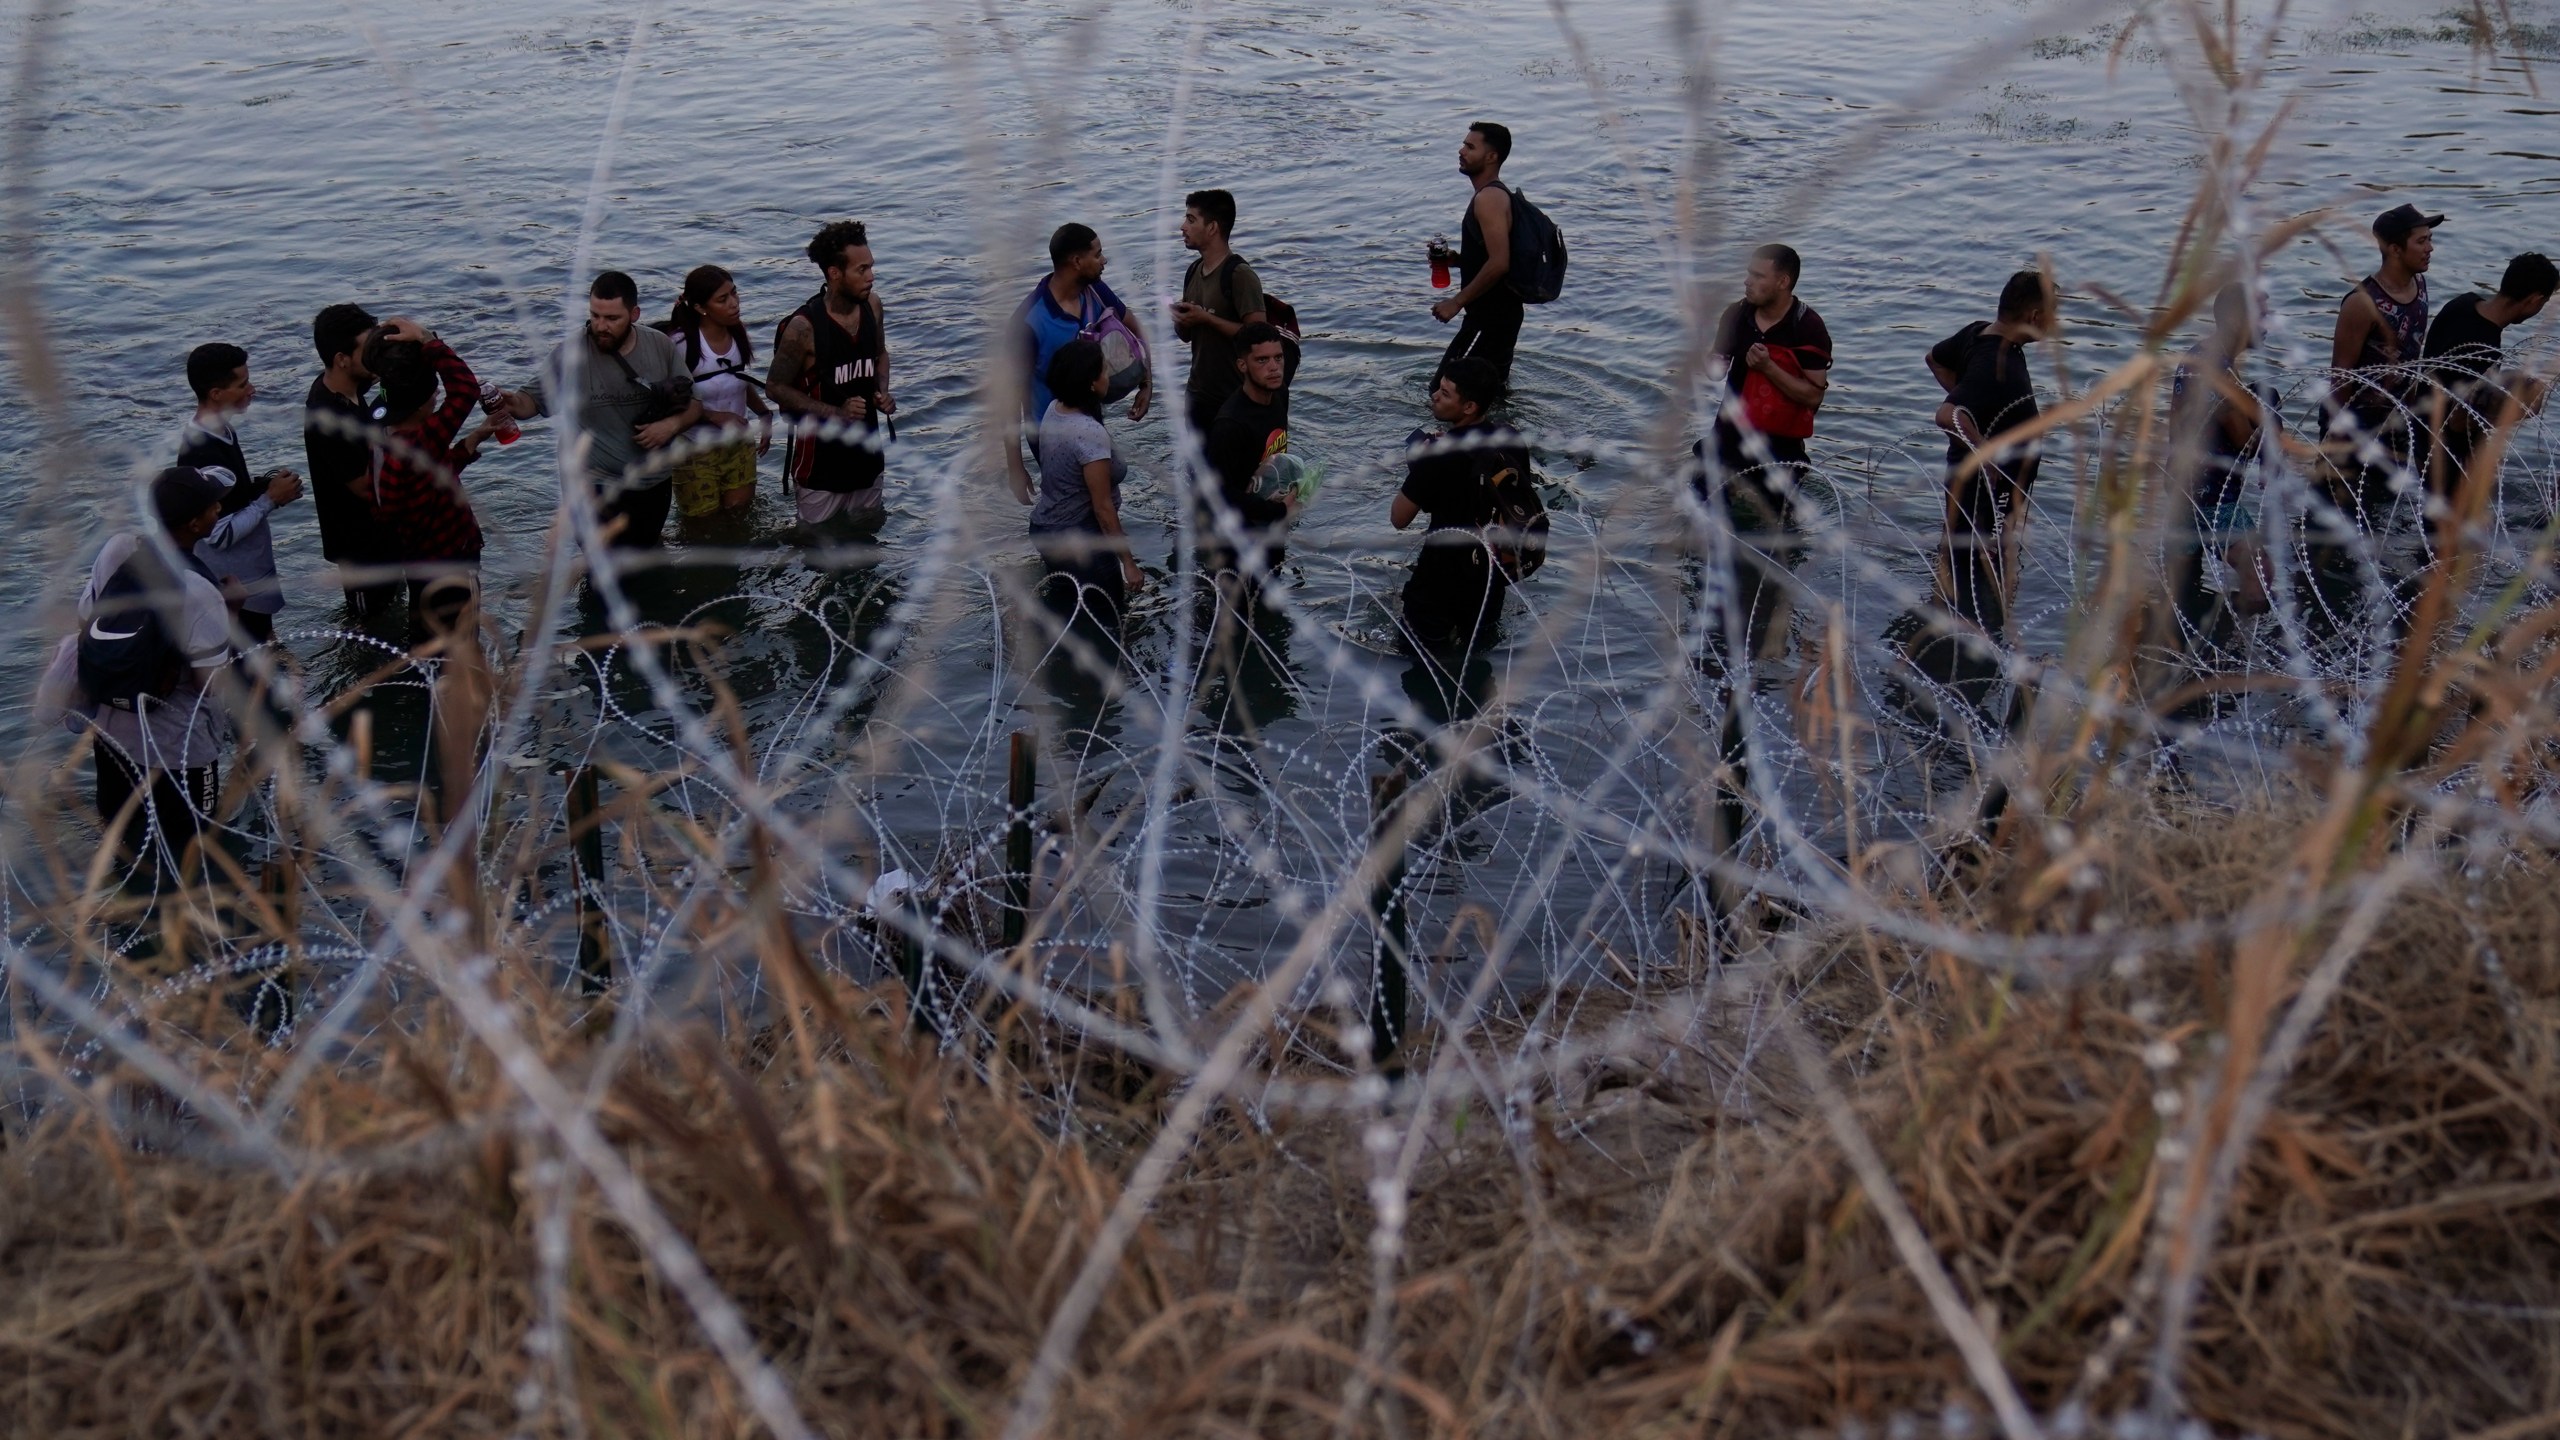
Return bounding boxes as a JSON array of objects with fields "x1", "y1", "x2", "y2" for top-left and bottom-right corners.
[{"x1": 1740, "y1": 344, "x2": 1816, "y2": 439}]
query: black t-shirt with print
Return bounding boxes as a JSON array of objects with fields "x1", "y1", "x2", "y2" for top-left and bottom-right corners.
[
  {"x1": 1206, "y1": 387, "x2": 1291, "y2": 529},
  {"x1": 1710, "y1": 298, "x2": 1834, "y2": 469},
  {"x1": 1398, "y1": 423, "x2": 1529, "y2": 641}
]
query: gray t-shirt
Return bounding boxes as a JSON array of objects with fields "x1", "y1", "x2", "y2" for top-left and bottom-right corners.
[
  {"x1": 523, "y1": 325, "x2": 690, "y2": 485},
  {"x1": 1030, "y1": 402, "x2": 1125, "y2": 533}
]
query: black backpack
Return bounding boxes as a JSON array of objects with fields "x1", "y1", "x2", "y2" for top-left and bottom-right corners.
[
  {"x1": 1482, "y1": 455, "x2": 1551, "y2": 583},
  {"x1": 77, "y1": 550, "x2": 186, "y2": 711},
  {"x1": 1218, "y1": 256, "x2": 1303, "y2": 384},
  {"x1": 1503, "y1": 186, "x2": 1568, "y2": 305}
]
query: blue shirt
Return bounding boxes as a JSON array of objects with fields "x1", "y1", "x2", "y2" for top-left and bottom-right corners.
[{"x1": 1018, "y1": 277, "x2": 1128, "y2": 420}]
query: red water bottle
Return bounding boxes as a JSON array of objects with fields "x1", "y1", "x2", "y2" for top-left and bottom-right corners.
[
  {"x1": 480, "y1": 381, "x2": 520, "y2": 444},
  {"x1": 1428, "y1": 235, "x2": 1453, "y2": 290}
]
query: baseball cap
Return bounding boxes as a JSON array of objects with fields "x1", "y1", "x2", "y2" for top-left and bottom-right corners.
[
  {"x1": 149, "y1": 465, "x2": 228, "y2": 531},
  {"x1": 2373, "y1": 203, "x2": 2446, "y2": 245}
]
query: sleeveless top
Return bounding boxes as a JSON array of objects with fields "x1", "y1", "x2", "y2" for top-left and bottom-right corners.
[
  {"x1": 781, "y1": 291, "x2": 884, "y2": 494},
  {"x1": 2345, "y1": 274, "x2": 2429, "y2": 418},
  {"x1": 1458, "y1": 182, "x2": 1510, "y2": 296},
  {"x1": 2357, "y1": 274, "x2": 2429, "y2": 367}
]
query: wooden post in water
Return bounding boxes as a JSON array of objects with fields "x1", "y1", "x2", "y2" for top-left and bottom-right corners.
[
  {"x1": 1001, "y1": 731, "x2": 1036, "y2": 952},
  {"x1": 892, "y1": 893, "x2": 932, "y2": 1032},
  {"x1": 567, "y1": 766, "x2": 611, "y2": 993},
  {"x1": 1368, "y1": 769, "x2": 1411, "y2": 1066},
  {"x1": 1706, "y1": 696, "x2": 1749, "y2": 937}
]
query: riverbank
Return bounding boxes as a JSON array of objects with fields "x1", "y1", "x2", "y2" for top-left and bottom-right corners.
[{"x1": 6, "y1": 794, "x2": 2553, "y2": 1439}]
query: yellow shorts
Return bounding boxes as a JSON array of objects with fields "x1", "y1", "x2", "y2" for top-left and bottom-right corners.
[{"x1": 673, "y1": 442, "x2": 756, "y2": 518}]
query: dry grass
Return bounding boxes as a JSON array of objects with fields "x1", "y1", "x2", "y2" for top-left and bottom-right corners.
[
  {"x1": 6, "y1": 797, "x2": 2558, "y2": 1439},
  {"x1": 11, "y1": 5, "x2": 2560, "y2": 1437}
]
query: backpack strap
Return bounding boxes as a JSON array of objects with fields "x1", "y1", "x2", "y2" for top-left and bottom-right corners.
[
  {"x1": 604, "y1": 342, "x2": 652, "y2": 398},
  {"x1": 1215, "y1": 254, "x2": 1246, "y2": 317}
]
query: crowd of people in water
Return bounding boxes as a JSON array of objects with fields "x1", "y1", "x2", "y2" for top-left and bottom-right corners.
[{"x1": 31, "y1": 116, "x2": 2560, "y2": 914}]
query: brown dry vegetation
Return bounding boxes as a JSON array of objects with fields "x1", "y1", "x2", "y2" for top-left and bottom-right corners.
[
  {"x1": 6, "y1": 798, "x2": 2557, "y2": 1439},
  {"x1": 11, "y1": 7, "x2": 2560, "y2": 1438}
]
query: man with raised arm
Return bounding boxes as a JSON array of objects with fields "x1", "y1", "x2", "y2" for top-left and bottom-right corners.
[
  {"x1": 359, "y1": 319, "x2": 495, "y2": 637},
  {"x1": 1430, "y1": 122, "x2": 1522, "y2": 391},
  {"x1": 769, "y1": 220, "x2": 895, "y2": 531}
]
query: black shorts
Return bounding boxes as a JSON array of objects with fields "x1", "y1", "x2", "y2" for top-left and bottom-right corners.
[
  {"x1": 600, "y1": 478, "x2": 674, "y2": 548},
  {"x1": 1440, "y1": 290, "x2": 1526, "y2": 388}
]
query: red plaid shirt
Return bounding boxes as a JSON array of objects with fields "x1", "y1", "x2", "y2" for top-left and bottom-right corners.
[{"x1": 370, "y1": 338, "x2": 485, "y2": 564}]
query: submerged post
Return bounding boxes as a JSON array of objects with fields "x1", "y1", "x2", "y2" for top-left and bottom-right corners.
[
  {"x1": 568, "y1": 766, "x2": 611, "y2": 993},
  {"x1": 1002, "y1": 731, "x2": 1036, "y2": 951},
  {"x1": 1368, "y1": 769, "x2": 1411, "y2": 1066},
  {"x1": 894, "y1": 892, "x2": 932, "y2": 1034}
]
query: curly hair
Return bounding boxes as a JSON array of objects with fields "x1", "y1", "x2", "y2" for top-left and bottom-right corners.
[{"x1": 807, "y1": 220, "x2": 871, "y2": 272}]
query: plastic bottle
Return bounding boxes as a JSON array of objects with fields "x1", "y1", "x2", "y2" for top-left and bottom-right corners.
[
  {"x1": 1429, "y1": 235, "x2": 1452, "y2": 290},
  {"x1": 480, "y1": 381, "x2": 521, "y2": 444}
]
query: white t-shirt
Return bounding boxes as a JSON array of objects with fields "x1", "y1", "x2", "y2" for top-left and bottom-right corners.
[
  {"x1": 38, "y1": 532, "x2": 235, "y2": 769},
  {"x1": 685, "y1": 330, "x2": 753, "y2": 438}
]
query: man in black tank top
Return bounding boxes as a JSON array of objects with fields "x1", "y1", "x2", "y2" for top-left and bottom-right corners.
[
  {"x1": 1430, "y1": 122, "x2": 1524, "y2": 392},
  {"x1": 2325, "y1": 204, "x2": 2440, "y2": 519},
  {"x1": 2331, "y1": 204, "x2": 2440, "y2": 421},
  {"x1": 769, "y1": 220, "x2": 895, "y2": 529}
]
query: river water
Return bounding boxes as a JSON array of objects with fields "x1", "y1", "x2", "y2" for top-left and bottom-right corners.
[{"x1": 5, "y1": 0, "x2": 2558, "y2": 997}]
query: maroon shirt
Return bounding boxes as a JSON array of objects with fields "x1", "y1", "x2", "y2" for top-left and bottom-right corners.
[{"x1": 371, "y1": 337, "x2": 485, "y2": 564}]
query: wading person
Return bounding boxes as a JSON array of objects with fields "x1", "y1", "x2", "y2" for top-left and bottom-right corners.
[
  {"x1": 2426, "y1": 250, "x2": 2556, "y2": 384},
  {"x1": 180, "y1": 342, "x2": 303, "y2": 645},
  {"x1": 2422, "y1": 250, "x2": 2555, "y2": 518},
  {"x1": 2165, "y1": 283, "x2": 2275, "y2": 680},
  {"x1": 1008, "y1": 223, "x2": 1148, "y2": 502},
  {"x1": 1697, "y1": 243, "x2": 1832, "y2": 662},
  {"x1": 1170, "y1": 188, "x2": 1267, "y2": 441},
  {"x1": 1430, "y1": 122, "x2": 1521, "y2": 390},
  {"x1": 495, "y1": 271, "x2": 699, "y2": 548},
  {"x1": 664, "y1": 264, "x2": 772, "y2": 526},
  {"x1": 38, "y1": 467, "x2": 237, "y2": 893},
  {"x1": 770, "y1": 222, "x2": 893, "y2": 532},
  {"x1": 1029, "y1": 338, "x2": 1144, "y2": 636},
  {"x1": 361, "y1": 321, "x2": 492, "y2": 639},
  {"x1": 306, "y1": 303, "x2": 395, "y2": 621},
  {"x1": 1393, "y1": 358, "x2": 1525, "y2": 656},
  {"x1": 1910, "y1": 269, "x2": 2050, "y2": 713},
  {"x1": 2325, "y1": 203, "x2": 2442, "y2": 529},
  {"x1": 1204, "y1": 321, "x2": 1298, "y2": 573}
]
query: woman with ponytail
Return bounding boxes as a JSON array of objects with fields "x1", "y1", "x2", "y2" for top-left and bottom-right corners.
[{"x1": 663, "y1": 264, "x2": 771, "y2": 520}]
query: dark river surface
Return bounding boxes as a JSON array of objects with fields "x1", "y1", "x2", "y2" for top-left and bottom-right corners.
[{"x1": 5, "y1": 0, "x2": 2558, "y2": 997}]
